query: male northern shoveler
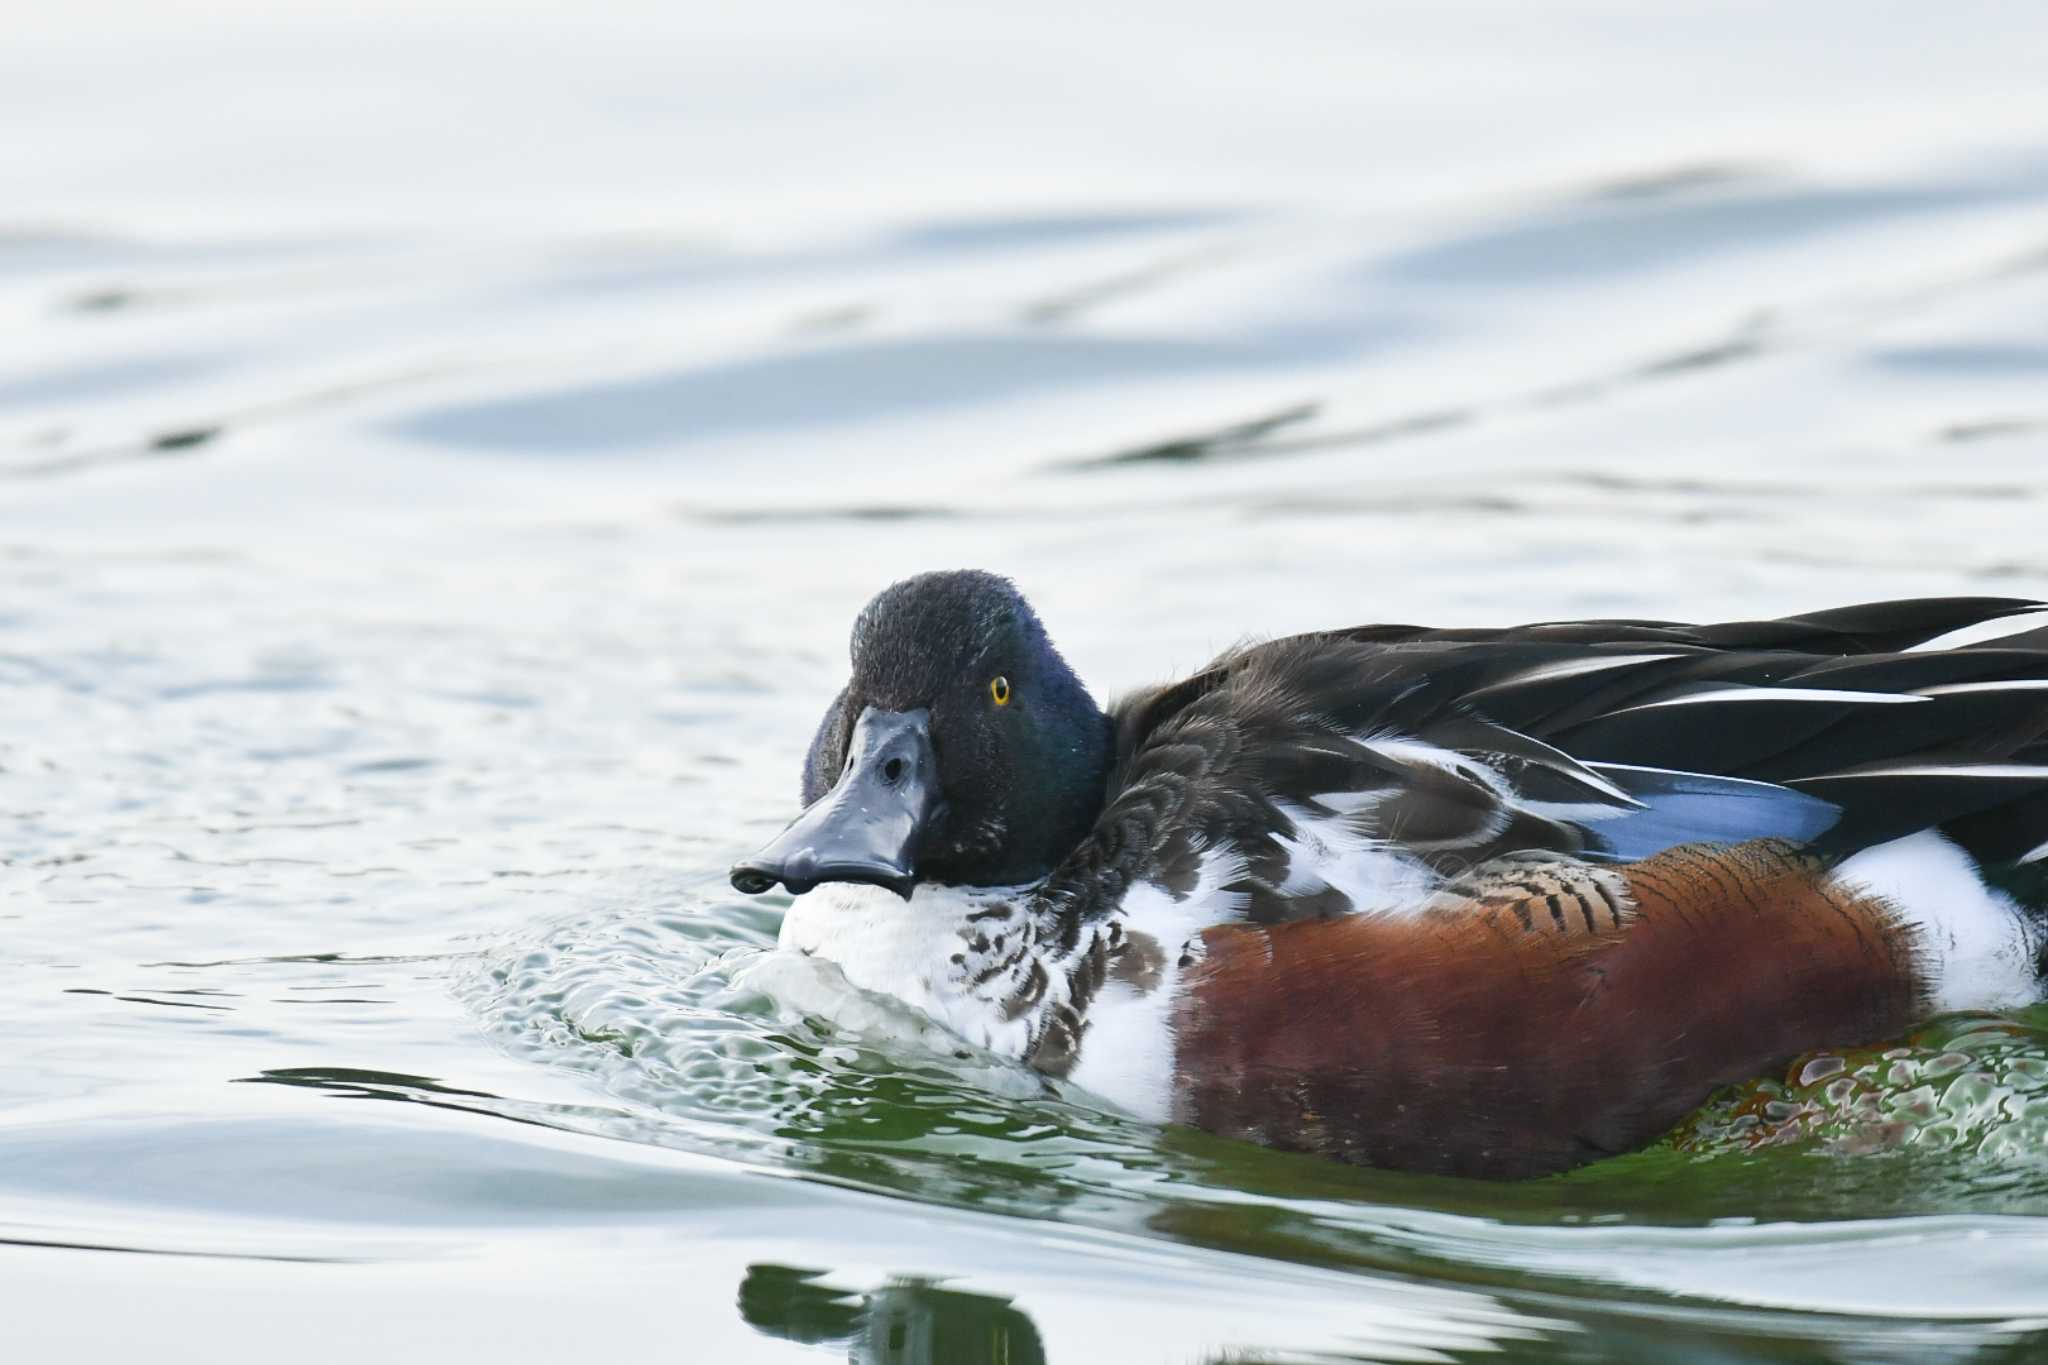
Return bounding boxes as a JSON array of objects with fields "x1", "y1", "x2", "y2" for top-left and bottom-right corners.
[{"x1": 730, "y1": 570, "x2": 2048, "y2": 1178}]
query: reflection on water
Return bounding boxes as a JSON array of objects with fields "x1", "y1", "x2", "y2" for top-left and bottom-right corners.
[
  {"x1": 393, "y1": 332, "x2": 1383, "y2": 455},
  {"x1": 1382, "y1": 161, "x2": 2048, "y2": 283},
  {"x1": 8, "y1": 1, "x2": 2048, "y2": 1360},
  {"x1": 740, "y1": 1265, "x2": 1047, "y2": 1365}
]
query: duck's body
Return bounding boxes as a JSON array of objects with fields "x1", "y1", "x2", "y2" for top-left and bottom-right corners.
[{"x1": 739, "y1": 576, "x2": 2048, "y2": 1178}]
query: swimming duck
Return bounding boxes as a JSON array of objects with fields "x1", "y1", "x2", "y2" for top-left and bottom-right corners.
[{"x1": 731, "y1": 571, "x2": 2048, "y2": 1178}]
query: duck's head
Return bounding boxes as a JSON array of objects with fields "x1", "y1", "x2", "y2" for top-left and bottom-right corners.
[{"x1": 731, "y1": 570, "x2": 1112, "y2": 899}]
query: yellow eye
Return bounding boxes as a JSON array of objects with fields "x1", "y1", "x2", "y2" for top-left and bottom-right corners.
[{"x1": 989, "y1": 675, "x2": 1011, "y2": 706}]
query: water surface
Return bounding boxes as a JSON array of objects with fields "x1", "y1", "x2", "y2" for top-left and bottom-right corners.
[{"x1": 7, "y1": 3, "x2": 2048, "y2": 1359}]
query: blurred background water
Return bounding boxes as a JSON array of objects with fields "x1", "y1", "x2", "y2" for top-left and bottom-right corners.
[{"x1": 7, "y1": 2, "x2": 2048, "y2": 1360}]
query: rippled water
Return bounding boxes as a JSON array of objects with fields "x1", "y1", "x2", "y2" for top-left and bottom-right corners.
[{"x1": 8, "y1": 3, "x2": 2048, "y2": 1359}]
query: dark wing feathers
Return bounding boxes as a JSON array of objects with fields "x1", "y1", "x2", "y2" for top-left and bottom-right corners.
[
  {"x1": 1796, "y1": 647, "x2": 2048, "y2": 688},
  {"x1": 1679, "y1": 596, "x2": 2043, "y2": 651},
  {"x1": 1550, "y1": 693, "x2": 1872, "y2": 777},
  {"x1": 1070, "y1": 598, "x2": 2048, "y2": 922},
  {"x1": 1321, "y1": 596, "x2": 2043, "y2": 655},
  {"x1": 1945, "y1": 745, "x2": 2048, "y2": 867}
]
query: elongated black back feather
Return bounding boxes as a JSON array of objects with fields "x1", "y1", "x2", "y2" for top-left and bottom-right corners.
[{"x1": 1050, "y1": 597, "x2": 2048, "y2": 925}]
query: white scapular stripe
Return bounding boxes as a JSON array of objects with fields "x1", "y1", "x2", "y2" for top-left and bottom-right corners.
[
  {"x1": 2024, "y1": 838, "x2": 2048, "y2": 865},
  {"x1": 1613, "y1": 687, "x2": 1928, "y2": 712},
  {"x1": 1812, "y1": 763, "x2": 2048, "y2": 781},
  {"x1": 1369, "y1": 729, "x2": 1641, "y2": 805},
  {"x1": 1484, "y1": 652, "x2": 1684, "y2": 687},
  {"x1": 1587, "y1": 761, "x2": 1815, "y2": 795},
  {"x1": 1831, "y1": 831, "x2": 2041, "y2": 1014},
  {"x1": 1915, "y1": 679, "x2": 2048, "y2": 696},
  {"x1": 1907, "y1": 611, "x2": 2048, "y2": 653},
  {"x1": 1365, "y1": 733, "x2": 1498, "y2": 773}
]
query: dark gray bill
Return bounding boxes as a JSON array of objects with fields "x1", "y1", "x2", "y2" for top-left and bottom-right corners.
[{"x1": 730, "y1": 706, "x2": 939, "y2": 899}]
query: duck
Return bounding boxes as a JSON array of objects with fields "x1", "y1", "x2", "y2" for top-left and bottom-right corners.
[{"x1": 730, "y1": 570, "x2": 2048, "y2": 1179}]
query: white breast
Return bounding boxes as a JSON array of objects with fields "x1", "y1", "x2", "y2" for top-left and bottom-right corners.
[
  {"x1": 1063, "y1": 848, "x2": 1248, "y2": 1123},
  {"x1": 777, "y1": 880, "x2": 1041, "y2": 1056},
  {"x1": 775, "y1": 849, "x2": 1251, "y2": 1127}
]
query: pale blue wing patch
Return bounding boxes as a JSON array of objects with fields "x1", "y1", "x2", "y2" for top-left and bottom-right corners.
[{"x1": 1572, "y1": 763, "x2": 1842, "y2": 861}]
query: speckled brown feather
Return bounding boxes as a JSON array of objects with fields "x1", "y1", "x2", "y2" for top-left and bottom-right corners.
[{"x1": 1172, "y1": 839, "x2": 1928, "y2": 1178}]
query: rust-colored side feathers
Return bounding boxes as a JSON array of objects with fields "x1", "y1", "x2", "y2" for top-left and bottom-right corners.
[{"x1": 1173, "y1": 840, "x2": 1926, "y2": 1178}]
